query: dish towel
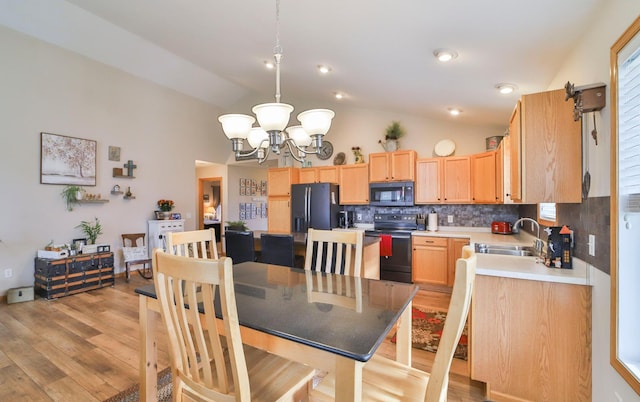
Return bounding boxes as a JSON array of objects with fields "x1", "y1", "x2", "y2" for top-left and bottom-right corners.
[{"x1": 380, "y1": 234, "x2": 393, "y2": 257}]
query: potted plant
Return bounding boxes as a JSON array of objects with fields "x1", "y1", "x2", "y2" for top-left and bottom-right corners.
[
  {"x1": 76, "y1": 217, "x2": 103, "y2": 245},
  {"x1": 157, "y1": 199, "x2": 175, "y2": 220},
  {"x1": 225, "y1": 220, "x2": 249, "y2": 231},
  {"x1": 379, "y1": 121, "x2": 405, "y2": 151},
  {"x1": 61, "y1": 185, "x2": 84, "y2": 211}
]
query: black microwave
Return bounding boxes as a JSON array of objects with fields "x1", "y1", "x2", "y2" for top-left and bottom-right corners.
[{"x1": 369, "y1": 181, "x2": 414, "y2": 206}]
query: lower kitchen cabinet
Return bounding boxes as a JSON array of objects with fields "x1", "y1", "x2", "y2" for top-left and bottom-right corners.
[
  {"x1": 470, "y1": 275, "x2": 591, "y2": 402},
  {"x1": 412, "y1": 236, "x2": 469, "y2": 287},
  {"x1": 368, "y1": 280, "x2": 414, "y2": 309}
]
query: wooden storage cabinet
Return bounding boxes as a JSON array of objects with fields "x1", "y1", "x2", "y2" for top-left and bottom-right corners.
[
  {"x1": 34, "y1": 252, "x2": 115, "y2": 300},
  {"x1": 511, "y1": 88, "x2": 582, "y2": 203},
  {"x1": 368, "y1": 281, "x2": 414, "y2": 310},
  {"x1": 415, "y1": 158, "x2": 443, "y2": 204},
  {"x1": 412, "y1": 237, "x2": 448, "y2": 285},
  {"x1": 369, "y1": 150, "x2": 416, "y2": 182},
  {"x1": 442, "y1": 156, "x2": 471, "y2": 203},
  {"x1": 471, "y1": 275, "x2": 591, "y2": 401},
  {"x1": 267, "y1": 167, "x2": 299, "y2": 196},
  {"x1": 471, "y1": 151, "x2": 499, "y2": 204},
  {"x1": 298, "y1": 166, "x2": 339, "y2": 184},
  {"x1": 412, "y1": 236, "x2": 469, "y2": 287},
  {"x1": 339, "y1": 164, "x2": 369, "y2": 204}
]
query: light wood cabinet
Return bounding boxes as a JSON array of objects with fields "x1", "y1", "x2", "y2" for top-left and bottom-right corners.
[
  {"x1": 511, "y1": 88, "x2": 582, "y2": 203},
  {"x1": 412, "y1": 237, "x2": 448, "y2": 285},
  {"x1": 412, "y1": 236, "x2": 469, "y2": 287},
  {"x1": 471, "y1": 275, "x2": 591, "y2": 401},
  {"x1": 339, "y1": 164, "x2": 369, "y2": 204},
  {"x1": 415, "y1": 158, "x2": 443, "y2": 204},
  {"x1": 509, "y1": 103, "x2": 522, "y2": 202},
  {"x1": 298, "y1": 166, "x2": 339, "y2": 184},
  {"x1": 267, "y1": 197, "x2": 291, "y2": 233},
  {"x1": 369, "y1": 150, "x2": 416, "y2": 182},
  {"x1": 267, "y1": 167, "x2": 299, "y2": 233},
  {"x1": 442, "y1": 156, "x2": 471, "y2": 203},
  {"x1": 496, "y1": 140, "x2": 505, "y2": 203},
  {"x1": 471, "y1": 151, "x2": 499, "y2": 204},
  {"x1": 447, "y1": 238, "x2": 470, "y2": 287},
  {"x1": 267, "y1": 167, "x2": 299, "y2": 196},
  {"x1": 368, "y1": 281, "x2": 414, "y2": 310}
]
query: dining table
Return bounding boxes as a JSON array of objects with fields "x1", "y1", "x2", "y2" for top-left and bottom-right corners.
[{"x1": 136, "y1": 261, "x2": 419, "y2": 401}]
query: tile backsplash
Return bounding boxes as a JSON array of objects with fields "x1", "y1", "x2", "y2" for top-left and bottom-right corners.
[{"x1": 346, "y1": 198, "x2": 610, "y2": 275}]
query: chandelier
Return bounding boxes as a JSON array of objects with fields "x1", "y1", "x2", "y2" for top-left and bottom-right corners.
[{"x1": 218, "y1": 0, "x2": 335, "y2": 164}]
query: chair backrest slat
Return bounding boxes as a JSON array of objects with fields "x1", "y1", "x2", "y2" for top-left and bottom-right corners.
[
  {"x1": 165, "y1": 229, "x2": 218, "y2": 260},
  {"x1": 304, "y1": 229, "x2": 364, "y2": 277}
]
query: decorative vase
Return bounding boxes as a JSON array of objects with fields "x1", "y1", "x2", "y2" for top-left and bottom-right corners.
[
  {"x1": 159, "y1": 211, "x2": 171, "y2": 220},
  {"x1": 385, "y1": 139, "x2": 398, "y2": 152}
]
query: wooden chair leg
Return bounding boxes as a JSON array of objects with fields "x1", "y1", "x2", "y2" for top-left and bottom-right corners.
[
  {"x1": 138, "y1": 263, "x2": 153, "y2": 280},
  {"x1": 125, "y1": 262, "x2": 130, "y2": 282}
]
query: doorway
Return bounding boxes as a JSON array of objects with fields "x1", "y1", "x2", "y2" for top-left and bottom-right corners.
[{"x1": 198, "y1": 177, "x2": 222, "y2": 245}]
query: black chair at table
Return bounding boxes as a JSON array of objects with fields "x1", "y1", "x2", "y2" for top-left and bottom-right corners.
[
  {"x1": 260, "y1": 233, "x2": 296, "y2": 267},
  {"x1": 224, "y1": 230, "x2": 256, "y2": 263}
]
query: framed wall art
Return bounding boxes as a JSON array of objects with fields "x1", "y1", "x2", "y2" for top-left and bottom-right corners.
[{"x1": 41, "y1": 132, "x2": 97, "y2": 186}]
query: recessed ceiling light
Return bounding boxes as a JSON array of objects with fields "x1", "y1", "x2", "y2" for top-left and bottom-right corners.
[
  {"x1": 334, "y1": 92, "x2": 344, "y2": 100},
  {"x1": 317, "y1": 65, "x2": 332, "y2": 74},
  {"x1": 448, "y1": 108, "x2": 462, "y2": 116},
  {"x1": 264, "y1": 60, "x2": 274, "y2": 69},
  {"x1": 496, "y1": 83, "x2": 517, "y2": 94},
  {"x1": 434, "y1": 49, "x2": 458, "y2": 62}
]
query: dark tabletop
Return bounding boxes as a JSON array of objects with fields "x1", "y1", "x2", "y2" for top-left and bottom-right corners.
[{"x1": 136, "y1": 261, "x2": 417, "y2": 362}]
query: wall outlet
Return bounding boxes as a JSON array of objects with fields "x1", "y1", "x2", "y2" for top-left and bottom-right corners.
[
  {"x1": 447, "y1": 215, "x2": 454, "y2": 223},
  {"x1": 588, "y1": 234, "x2": 596, "y2": 256},
  {"x1": 4, "y1": 268, "x2": 12, "y2": 279},
  {"x1": 356, "y1": 213, "x2": 363, "y2": 221}
]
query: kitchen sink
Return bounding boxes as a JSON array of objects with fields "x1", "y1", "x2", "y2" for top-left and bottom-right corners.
[{"x1": 474, "y1": 243, "x2": 536, "y2": 257}]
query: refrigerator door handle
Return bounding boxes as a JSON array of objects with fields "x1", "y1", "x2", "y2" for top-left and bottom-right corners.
[
  {"x1": 304, "y1": 186, "x2": 309, "y2": 229},
  {"x1": 307, "y1": 186, "x2": 312, "y2": 228}
]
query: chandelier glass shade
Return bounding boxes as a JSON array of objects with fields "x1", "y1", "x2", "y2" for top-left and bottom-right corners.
[{"x1": 217, "y1": 0, "x2": 335, "y2": 164}]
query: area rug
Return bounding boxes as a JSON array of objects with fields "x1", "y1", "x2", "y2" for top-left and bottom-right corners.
[
  {"x1": 391, "y1": 306, "x2": 468, "y2": 361},
  {"x1": 103, "y1": 366, "x2": 172, "y2": 402}
]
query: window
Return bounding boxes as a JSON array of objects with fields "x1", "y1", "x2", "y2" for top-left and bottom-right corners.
[
  {"x1": 611, "y1": 16, "x2": 640, "y2": 394},
  {"x1": 538, "y1": 203, "x2": 557, "y2": 226}
]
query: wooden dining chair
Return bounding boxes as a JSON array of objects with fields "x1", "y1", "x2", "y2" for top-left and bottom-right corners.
[
  {"x1": 305, "y1": 270, "x2": 363, "y2": 313},
  {"x1": 121, "y1": 233, "x2": 152, "y2": 281},
  {"x1": 304, "y1": 229, "x2": 364, "y2": 276},
  {"x1": 309, "y1": 246, "x2": 477, "y2": 402},
  {"x1": 152, "y1": 250, "x2": 315, "y2": 401},
  {"x1": 165, "y1": 228, "x2": 219, "y2": 259}
]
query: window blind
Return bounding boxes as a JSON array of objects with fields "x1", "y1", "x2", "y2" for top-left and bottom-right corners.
[{"x1": 619, "y1": 46, "x2": 640, "y2": 212}]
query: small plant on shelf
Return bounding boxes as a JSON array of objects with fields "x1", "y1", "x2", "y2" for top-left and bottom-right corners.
[
  {"x1": 76, "y1": 217, "x2": 103, "y2": 244},
  {"x1": 384, "y1": 121, "x2": 405, "y2": 140},
  {"x1": 61, "y1": 185, "x2": 84, "y2": 211}
]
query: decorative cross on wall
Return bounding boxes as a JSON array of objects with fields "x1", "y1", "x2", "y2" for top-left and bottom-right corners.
[{"x1": 123, "y1": 160, "x2": 137, "y2": 177}]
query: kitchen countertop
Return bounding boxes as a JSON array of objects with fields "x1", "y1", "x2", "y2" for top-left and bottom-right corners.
[{"x1": 411, "y1": 226, "x2": 590, "y2": 286}]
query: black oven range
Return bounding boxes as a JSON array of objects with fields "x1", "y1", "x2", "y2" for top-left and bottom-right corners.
[{"x1": 365, "y1": 213, "x2": 417, "y2": 283}]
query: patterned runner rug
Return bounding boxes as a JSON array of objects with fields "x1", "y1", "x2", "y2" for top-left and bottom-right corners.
[
  {"x1": 103, "y1": 367, "x2": 172, "y2": 402},
  {"x1": 392, "y1": 306, "x2": 468, "y2": 361}
]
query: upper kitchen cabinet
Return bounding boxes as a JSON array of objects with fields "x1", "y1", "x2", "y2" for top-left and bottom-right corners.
[
  {"x1": 510, "y1": 88, "x2": 582, "y2": 203},
  {"x1": 267, "y1": 167, "x2": 299, "y2": 197},
  {"x1": 369, "y1": 150, "x2": 417, "y2": 182},
  {"x1": 471, "y1": 151, "x2": 499, "y2": 204},
  {"x1": 298, "y1": 166, "x2": 339, "y2": 184},
  {"x1": 339, "y1": 164, "x2": 369, "y2": 204},
  {"x1": 415, "y1": 158, "x2": 443, "y2": 204},
  {"x1": 442, "y1": 156, "x2": 471, "y2": 203}
]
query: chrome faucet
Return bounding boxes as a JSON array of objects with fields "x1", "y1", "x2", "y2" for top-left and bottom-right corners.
[{"x1": 512, "y1": 217, "x2": 544, "y2": 255}]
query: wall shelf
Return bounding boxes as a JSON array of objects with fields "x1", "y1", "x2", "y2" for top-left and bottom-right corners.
[
  {"x1": 123, "y1": 195, "x2": 136, "y2": 200},
  {"x1": 78, "y1": 199, "x2": 109, "y2": 204},
  {"x1": 113, "y1": 175, "x2": 135, "y2": 179},
  {"x1": 111, "y1": 190, "x2": 124, "y2": 195}
]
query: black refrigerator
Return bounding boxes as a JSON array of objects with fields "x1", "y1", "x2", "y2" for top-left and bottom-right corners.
[{"x1": 291, "y1": 183, "x2": 340, "y2": 233}]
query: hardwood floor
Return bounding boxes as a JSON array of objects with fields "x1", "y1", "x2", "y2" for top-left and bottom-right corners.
[{"x1": 0, "y1": 275, "x2": 486, "y2": 401}]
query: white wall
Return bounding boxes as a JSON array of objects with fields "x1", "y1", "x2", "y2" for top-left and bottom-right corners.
[
  {"x1": 0, "y1": 26, "x2": 228, "y2": 293},
  {"x1": 548, "y1": 1, "x2": 640, "y2": 400}
]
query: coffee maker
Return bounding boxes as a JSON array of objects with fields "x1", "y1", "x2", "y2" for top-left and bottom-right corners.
[{"x1": 338, "y1": 211, "x2": 355, "y2": 228}]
